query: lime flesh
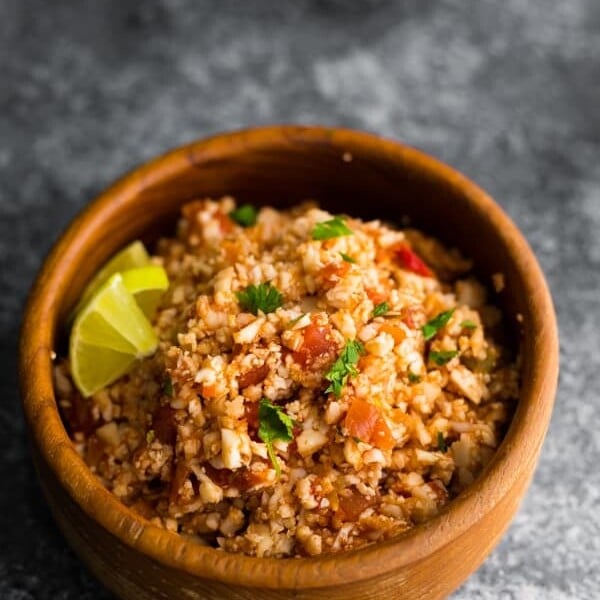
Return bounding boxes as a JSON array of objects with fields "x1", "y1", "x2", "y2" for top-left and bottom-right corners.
[
  {"x1": 70, "y1": 273, "x2": 158, "y2": 397},
  {"x1": 74, "y1": 240, "x2": 150, "y2": 317},
  {"x1": 121, "y1": 265, "x2": 169, "y2": 319}
]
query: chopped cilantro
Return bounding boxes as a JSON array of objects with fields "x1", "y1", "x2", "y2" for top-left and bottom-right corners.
[
  {"x1": 339, "y1": 252, "x2": 356, "y2": 264},
  {"x1": 258, "y1": 398, "x2": 294, "y2": 476},
  {"x1": 229, "y1": 204, "x2": 257, "y2": 227},
  {"x1": 460, "y1": 319, "x2": 477, "y2": 330},
  {"x1": 236, "y1": 282, "x2": 283, "y2": 315},
  {"x1": 437, "y1": 431, "x2": 448, "y2": 453},
  {"x1": 146, "y1": 429, "x2": 156, "y2": 444},
  {"x1": 287, "y1": 313, "x2": 306, "y2": 328},
  {"x1": 372, "y1": 301, "x2": 389, "y2": 318},
  {"x1": 312, "y1": 216, "x2": 353, "y2": 240},
  {"x1": 408, "y1": 372, "x2": 421, "y2": 383},
  {"x1": 325, "y1": 339, "x2": 365, "y2": 397},
  {"x1": 429, "y1": 350, "x2": 459, "y2": 366},
  {"x1": 162, "y1": 376, "x2": 173, "y2": 397},
  {"x1": 422, "y1": 309, "x2": 455, "y2": 341}
]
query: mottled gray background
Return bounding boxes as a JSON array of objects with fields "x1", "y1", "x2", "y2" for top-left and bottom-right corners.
[{"x1": 1, "y1": 0, "x2": 599, "y2": 598}]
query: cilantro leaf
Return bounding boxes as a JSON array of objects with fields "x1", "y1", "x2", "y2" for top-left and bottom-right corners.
[
  {"x1": 325, "y1": 339, "x2": 365, "y2": 397},
  {"x1": 236, "y1": 282, "x2": 283, "y2": 315},
  {"x1": 162, "y1": 375, "x2": 173, "y2": 397},
  {"x1": 460, "y1": 319, "x2": 477, "y2": 330},
  {"x1": 437, "y1": 431, "x2": 448, "y2": 453},
  {"x1": 422, "y1": 308, "x2": 455, "y2": 341},
  {"x1": 146, "y1": 429, "x2": 156, "y2": 444},
  {"x1": 429, "y1": 350, "x2": 459, "y2": 366},
  {"x1": 312, "y1": 216, "x2": 353, "y2": 240},
  {"x1": 229, "y1": 204, "x2": 257, "y2": 227},
  {"x1": 287, "y1": 313, "x2": 306, "y2": 328},
  {"x1": 408, "y1": 372, "x2": 421, "y2": 383},
  {"x1": 258, "y1": 398, "x2": 294, "y2": 476},
  {"x1": 372, "y1": 302, "x2": 389, "y2": 318},
  {"x1": 339, "y1": 252, "x2": 356, "y2": 264}
]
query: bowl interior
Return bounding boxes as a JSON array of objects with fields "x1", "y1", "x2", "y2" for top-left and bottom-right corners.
[{"x1": 22, "y1": 126, "x2": 558, "y2": 592}]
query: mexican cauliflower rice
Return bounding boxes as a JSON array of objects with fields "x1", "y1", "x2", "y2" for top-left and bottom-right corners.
[{"x1": 55, "y1": 197, "x2": 518, "y2": 557}]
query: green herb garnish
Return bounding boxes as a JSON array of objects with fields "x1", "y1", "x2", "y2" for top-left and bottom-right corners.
[
  {"x1": 460, "y1": 320, "x2": 477, "y2": 330},
  {"x1": 162, "y1": 376, "x2": 174, "y2": 397},
  {"x1": 325, "y1": 340, "x2": 365, "y2": 397},
  {"x1": 236, "y1": 282, "x2": 283, "y2": 315},
  {"x1": 258, "y1": 398, "x2": 294, "y2": 477},
  {"x1": 287, "y1": 313, "x2": 306, "y2": 328},
  {"x1": 429, "y1": 350, "x2": 459, "y2": 366},
  {"x1": 339, "y1": 252, "x2": 356, "y2": 264},
  {"x1": 436, "y1": 431, "x2": 448, "y2": 453},
  {"x1": 229, "y1": 204, "x2": 257, "y2": 227},
  {"x1": 408, "y1": 372, "x2": 421, "y2": 383},
  {"x1": 372, "y1": 302, "x2": 389, "y2": 318},
  {"x1": 146, "y1": 429, "x2": 156, "y2": 444},
  {"x1": 422, "y1": 309, "x2": 455, "y2": 341},
  {"x1": 312, "y1": 216, "x2": 353, "y2": 240}
]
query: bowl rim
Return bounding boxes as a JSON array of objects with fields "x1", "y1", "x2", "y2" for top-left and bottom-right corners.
[{"x1": 19, "y1": 124, "x2": 558, "y2": 589}]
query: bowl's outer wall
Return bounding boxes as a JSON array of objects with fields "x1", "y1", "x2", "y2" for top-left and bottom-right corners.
[{"x1": 20, "y1": 126, "x2": 558, "y2": 600}]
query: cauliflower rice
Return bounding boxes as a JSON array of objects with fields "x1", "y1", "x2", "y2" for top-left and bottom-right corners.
[{"x1": 55, "y1": 197, "x2": 518, "y2": 557}]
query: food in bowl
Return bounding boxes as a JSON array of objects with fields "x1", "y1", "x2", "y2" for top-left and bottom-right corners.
[{"x1": 54, "y1": 197, "x2": 518, "y2": 558}]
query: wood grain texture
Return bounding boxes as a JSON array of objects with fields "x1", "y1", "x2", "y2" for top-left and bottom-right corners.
[{"x1": 19, "y1": 125, "x2": 559, "y2": 599}]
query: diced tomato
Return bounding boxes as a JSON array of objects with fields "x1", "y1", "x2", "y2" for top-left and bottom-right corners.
[
  {"x1": 393, "y1": 243, "x2": 433, "y2": 277},
  {"x1": 400, "y1": 305, "x2": 421, "y2": 329},
  {"x1": 371, "y1": 418, "x2": 395, "y2": 451},
  {"x1": 216, "y1": 210, "x2": 234, "y2": 234},
  {"x1": 366, "y1": 287, "x2": 387, "y2": 305},
  {"x1": 152, "y1": 405, "x2": 177, "y2": 445},
  {"x1": 319, "y1": 261, "x2": 350, "y2": 289},
  {"x1": 345, "y1": 397, "x2": 380, "y2": 442},
  {"x1": 203, "y1": 462, "x2": 231, "y2": 488},
  {"x1": 380, "y1": 323, "x2": 405, "y2": 344},
  {"x1": 239, "y1": 364, "x2": 269, "y2": 388},
  {"x1": 375, "y1": 248, "x2": 389, "y2": 264},
  {"x1": 390, "y1": 409, "x2": 413, "y2": 428},
  {"x1": 292, "y1": 323, "x2": 337, "y2": 366},
  {"x1": 204, "y1": 463, "x2": 254, "y2": 492},
  {"x1": 220, "y1": 239, "x2": 241, "y2": 264},
  {"x1": 201, "y1": 383, "x2": 216, "y2": 398},
  {"x1": 62, "y1": 392, "x2": 96, "y2": 436},
  {"x1": 244, "y1": 401, "x2": 260, "y2": 441},
  {"x1": 345, "y1": 397, "x2": 395, "y2": 451},
  {"x1": 337, "y1": 487, "x2": 376, "y2": 522},
  {"x1": 358, "y1": 354, "x2": 378, "y2": 370}
]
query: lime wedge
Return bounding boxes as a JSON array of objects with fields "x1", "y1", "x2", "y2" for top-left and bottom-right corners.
[
  {"x1": 121, "y1": 266, "x2": 169, "y2": 319},
  {"x1": 70, "y1": 273, "x2": 158, "y2": 397},
  {"x1": 74, "y1": 241, "x2": 150, "y2": 316}
]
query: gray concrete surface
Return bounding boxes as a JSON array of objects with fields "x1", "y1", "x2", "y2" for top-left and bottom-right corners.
[{"x1": 1, "y1": 1, "x2": 599, "y2": 598}]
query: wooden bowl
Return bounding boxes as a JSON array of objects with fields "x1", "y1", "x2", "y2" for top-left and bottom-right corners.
[{"x1": 20, "y1": 126, "x2": 558, "y2": 599}]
